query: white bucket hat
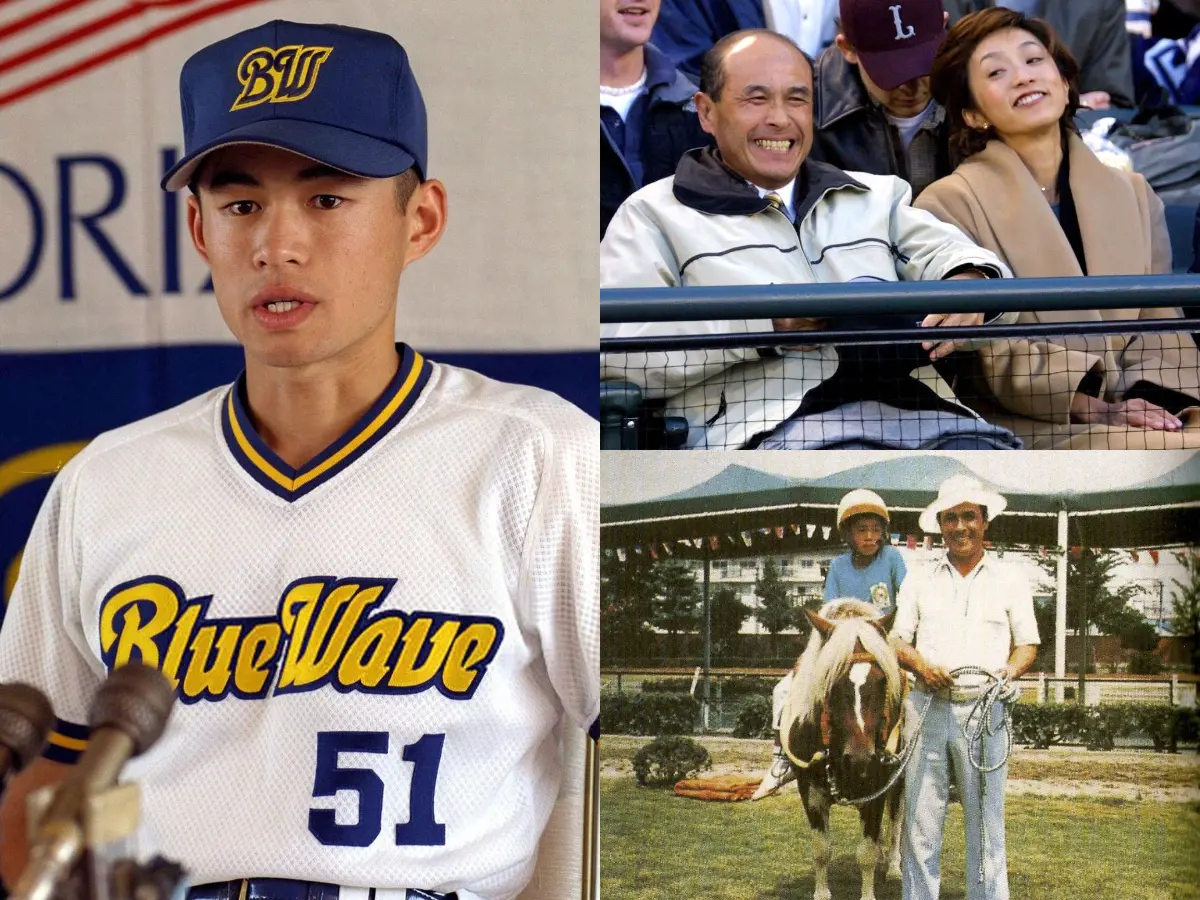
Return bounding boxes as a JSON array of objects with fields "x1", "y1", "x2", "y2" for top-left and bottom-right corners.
[
  {"x1": 918, "y1": 474, "x2": 1007, "y2": 534},
  {"x1": 836, "y1": 489, "x2": 890, "y2": 530}
]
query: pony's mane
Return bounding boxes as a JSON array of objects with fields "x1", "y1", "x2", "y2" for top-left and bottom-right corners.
[{"x1": 785, "y1": 599, "x2": 902, "y2": 729}]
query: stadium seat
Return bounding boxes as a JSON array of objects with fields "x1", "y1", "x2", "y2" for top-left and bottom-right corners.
[
  {"x1": 1163, "y1": 203, "x2": 1197, "y2": 274},
  {"x1": 600, "y1": 381, "x2": 689, "y2": 449},
  {"x1": 600, "y1": 381, "x2": 642, "y2": 449},
  {"x1": 1163, "y1": 205, "x2": 1200, "y2": 343}
]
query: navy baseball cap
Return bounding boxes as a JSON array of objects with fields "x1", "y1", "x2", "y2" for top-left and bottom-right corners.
[
  {"x1": 162, "y1": 20, "x2": 427, "y2": 191},
  {"x1": 840, "y1": 0, "x2": 945, "y2": 91}
]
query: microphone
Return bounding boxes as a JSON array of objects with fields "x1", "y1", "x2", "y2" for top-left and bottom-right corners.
[
  {"x1": 13, "y1": 662, "x2": 175, "y2": 900},
  {"x1": 0, "y1": 683, "x2": 55, "y2": 786}
]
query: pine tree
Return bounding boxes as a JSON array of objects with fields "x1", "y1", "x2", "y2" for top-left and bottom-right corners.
[
  {"x1": 710, "y1": 584, "x2": 751, "y2": 665},
  {"x1": 651, "y1": 558, "x2": 702, "y2": 654},
  {"x1": 754, "y1": 557, "x2": 794, "y2": 662},
  {"x1": 600, "y1": 552, "x2": 658, "y2": 665}
]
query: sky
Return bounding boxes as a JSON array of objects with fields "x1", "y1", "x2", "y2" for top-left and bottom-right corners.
[{"x1": 601, "y1": 450, "x2": 1198, "y2": 506}]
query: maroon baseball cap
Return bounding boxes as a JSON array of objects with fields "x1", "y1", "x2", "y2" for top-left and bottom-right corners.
[{"x1": 840, "y1": 0, "x2": 946, "y2": 91}]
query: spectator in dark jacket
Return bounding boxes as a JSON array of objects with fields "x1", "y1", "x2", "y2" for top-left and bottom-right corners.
[
  {"x1": 941, "y1": 0, "x2": 1135, "y2": 106},
  {"x1": 651, "y1": 0, "x2": 840, "y2": 79},
  {"x1": 812, "y1": 0, "x2": 952, "y2": 197},
  {"x1": 601, "y1": 0, "x2": 713, "y2": 237}
]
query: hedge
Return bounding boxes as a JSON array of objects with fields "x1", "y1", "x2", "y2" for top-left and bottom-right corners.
[
  {"x1": 633, "y1": 735, "x2": 712, "y2": 787},
  {"x1": 639, "y1": 678, "x2": 693, "y2": 694},
  {"x1": 733, "y1": 694, "x2": 773, "y2": 739},
  {"x1": 601, "y1": 692, "x2": 699, "y2": 736},
  {"x1": 639, "y1": 676, "x2": 777, "y2": 700},
  {"x1": 601, "y1": 692, "x2": 1199, "y2": 751},
  {"x1": 1009, "y1": 702, "x2": 1200, "y2": 751}
]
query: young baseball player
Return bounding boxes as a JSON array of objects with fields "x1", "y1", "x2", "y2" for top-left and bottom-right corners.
[
  {"x1": 752, "y1": 489, "x2": 906, "y2": 799},
  {"x1": 0, "y1": 20, "x2": 597, "y2": 900}
]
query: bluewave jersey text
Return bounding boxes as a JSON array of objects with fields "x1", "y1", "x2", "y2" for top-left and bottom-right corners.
[{"x1": 98, "y1": 576, "x2": 504, "y2": 703}]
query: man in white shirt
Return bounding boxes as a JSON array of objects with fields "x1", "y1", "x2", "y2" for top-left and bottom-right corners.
[{"x1": 892, "y1": 474, "x2": 1039, "y2": 900}]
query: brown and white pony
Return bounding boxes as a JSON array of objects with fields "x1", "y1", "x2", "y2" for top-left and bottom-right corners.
[{"x1": 778, "y1": 599, "x2": 906, "y2": 900}]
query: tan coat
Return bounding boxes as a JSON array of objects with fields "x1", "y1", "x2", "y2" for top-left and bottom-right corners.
[{"x1": 915, "y1": 133, "x2": 1200, "y2": 449}]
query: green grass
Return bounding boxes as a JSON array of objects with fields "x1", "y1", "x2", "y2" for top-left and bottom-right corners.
[{"x1": 601, "y1": 778, "x2": 1200, "y2": 900}]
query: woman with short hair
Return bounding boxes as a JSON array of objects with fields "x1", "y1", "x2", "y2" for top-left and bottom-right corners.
[{"x1": 915, "y1": 7, "x2": 1200, "y2": 449}]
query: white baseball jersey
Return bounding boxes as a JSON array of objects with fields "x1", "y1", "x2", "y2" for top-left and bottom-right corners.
[{"x1": 0, "y1": 345, "x2": 599, "y2": 900}]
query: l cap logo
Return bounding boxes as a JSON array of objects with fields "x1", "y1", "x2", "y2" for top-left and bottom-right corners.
[
  {"x1": 889, "y1": 4, "x2": 916, "y2": 40},
  {"x1": 231, "y1": 44, "x2": 333, "y2": 112}
]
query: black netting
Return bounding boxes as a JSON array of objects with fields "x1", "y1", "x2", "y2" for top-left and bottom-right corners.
[{"x1": 601, "y1": 322, "x2": 1200, "y2": 450}]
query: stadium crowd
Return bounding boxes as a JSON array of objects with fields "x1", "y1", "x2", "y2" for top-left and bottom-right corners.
[{"x1": 599, "y1": 0, "x2": 1200, "y2": 449}]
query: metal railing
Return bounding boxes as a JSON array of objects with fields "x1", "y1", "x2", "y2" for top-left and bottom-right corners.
[
  {"x1": 600, "y1": 275, "x2": 1200, "y2": 450},
  {"x1": 602, "y1": 274, "x2": 1200, "y2": 321}
]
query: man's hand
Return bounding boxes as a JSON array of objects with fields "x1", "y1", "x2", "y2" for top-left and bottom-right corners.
[
  {"x1": 772, "y1": 317, "x2": 827, "y2": 351},
  {"x1": 894, "y1": 637, "x2": 953, "y2": 690},
  {"x1": 1069, "y1": 393, "x2": 1183, "y2": 431},
  {"x1": 1079, "y1": 90, "x2": 1112, "y2": 110},
  {"x1": 919, "y1": 311, "x2": 985, "y2": 360},
  {"x1": 919, "y1": 662, "x2": 954, "y2": 691}
]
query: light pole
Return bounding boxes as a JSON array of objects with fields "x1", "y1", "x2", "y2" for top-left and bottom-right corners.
[
  {"x1": 1077, "y1": 552, "x2": 1089, "y2": 705},
  {"x1": 702, "y1": 553, "x2": 711, "y2": 731}
]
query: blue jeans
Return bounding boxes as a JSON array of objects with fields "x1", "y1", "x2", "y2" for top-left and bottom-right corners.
[{"x1": 902, "y1": 692, "x2": 1010, "y2": 900}]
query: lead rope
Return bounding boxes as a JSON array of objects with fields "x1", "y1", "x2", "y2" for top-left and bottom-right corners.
[{"x1": 950, "y1": 666, "x2": 1018, "y2": 886}]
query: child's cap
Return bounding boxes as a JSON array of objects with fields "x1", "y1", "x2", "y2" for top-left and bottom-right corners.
[{"x1": 836, "y1": 489, "x2": 890, "y2": 530}]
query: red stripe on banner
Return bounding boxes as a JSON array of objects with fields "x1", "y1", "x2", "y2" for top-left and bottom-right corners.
[
  {"x1": 0, "y1": 0, "x2": 269, "y2": 108},
  {"x1": 0, "y1": 0, "x2": 212, "y2": 42},
  {"x1": 0, "y1": 0, "x2": 93, "y2": 43},
  {"x1": 0, "y1": 0, "x2": 226, "y2": 71},
  {"x1": 0, "y1": 4, "x2": 152, "y2": 76}
]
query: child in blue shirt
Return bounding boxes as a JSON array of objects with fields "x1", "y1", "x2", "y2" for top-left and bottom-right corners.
[{"x1": 824, "y1": 489, "x2": 907, "y2": 614}]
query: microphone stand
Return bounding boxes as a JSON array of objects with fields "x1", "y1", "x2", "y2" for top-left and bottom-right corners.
[
  {"x1": 13, "y1": 665, "x2": 188, "y2": 900},
  {"x1": 22, "y1": 759, "x2": 188, "y2": 900}
]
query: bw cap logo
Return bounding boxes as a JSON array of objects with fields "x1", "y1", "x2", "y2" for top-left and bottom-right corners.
[
  {"x1": 230, "y1": 44, "x2": 334, "y2": 111},
  {"x1": 162, "y1": 20, "x2": 428, "y2": 191}
]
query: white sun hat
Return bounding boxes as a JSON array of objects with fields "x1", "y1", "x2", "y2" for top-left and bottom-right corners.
[
  {"x1": 836, "y1": 489, "x2": 890, "y2": 530},
  {"x1": 918, "y1": 474, "x2": 1008, "y2": 534}
]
